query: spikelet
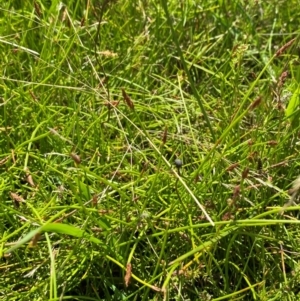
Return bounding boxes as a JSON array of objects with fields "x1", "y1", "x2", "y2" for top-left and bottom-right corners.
[
  {"x1": 124, "y1": 263, "x2": 132, "y2": 287},
  {"x1": 275, "y1": 38, "x2": 296, "y2": 57},
  {"x1": 122, "y1": 88, "x2": 134, "y2": 110}
]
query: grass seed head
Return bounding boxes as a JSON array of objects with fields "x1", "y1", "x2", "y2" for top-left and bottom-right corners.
[
  {"x1": 249, "y1": 96, "x2": 262, "y2": 110},
  {"x1": 222, "y1": 212, "x2": 234, "y2": 221},
  {"x1": 92, "y1": 194, "x2": 98, "y2": 206},
  {"x1": 277, "y1": 71, "x2": 288, "y2": 87},
  {"x1": 242, "y1": 167, "x2": 249, "y2": 179},
  {"x1": 34, "y1": 1, "x2": 42, "y2": 17},
  {"x1": 267, "y1": 140, "x2": 278, "y2": 146},
  {"x1": 10, "y1": 192, "x2": 24, "y2": 202},
  {"x1": 226, "y1": 163, "x2": 239, "y2": 172},
  {"x1": 70, "y1": 153, "x2": 81, "y2": 164},
  {"x1": 124, "y1": 263, "x2": 132, "y2": 287},
  {"x1": 162, "y1": 126, "x2": 168, "y2": 144},
  {"x1": 275, "y1": 38, "x2": 296, "y2": 57},
  {"x1": 122, "y1": 88, "x2": 134, "y2": 110},
  {"x1": 10, "y1": 192, "x2": 24, "y2": 207},
  {"x1": 232, "y1": 185, "x2": 240, "y2": 200}
]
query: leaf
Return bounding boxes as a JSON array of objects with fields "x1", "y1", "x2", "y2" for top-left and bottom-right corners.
[
  {"x1": 5, "y1": 228, "x2": 40, "y2": 253},
  {"x1": 285, "y1": 86, "x2": 300, "y2": 122},
  {"x1": 41, "y1": 223, "x2": 104, "y2": 245},
  {"x1": 6, "y1": 223, "x2": 104, "y2": 254},
  {"x1": 96, "y1": 217, "x2": 111, "y2": 230}
]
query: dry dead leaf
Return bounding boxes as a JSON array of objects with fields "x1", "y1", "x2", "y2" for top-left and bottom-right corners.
[{"x1": 25, "y1": 168, "x2": 35, "y2": 187}]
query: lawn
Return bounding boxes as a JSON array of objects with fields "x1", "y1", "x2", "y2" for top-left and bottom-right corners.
[{"x1": 0, "y1": 1, "x2": 300, "y2": 300}]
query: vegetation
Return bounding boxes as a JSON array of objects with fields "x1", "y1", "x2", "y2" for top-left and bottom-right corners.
[{"x1": 0, "y1": 1, "x2": 300, "y2": 300}]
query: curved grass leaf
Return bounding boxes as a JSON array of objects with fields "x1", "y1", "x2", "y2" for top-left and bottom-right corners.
[
  {"x1": 6, "y1": 223, "x2": 103, "y2": 253},
  {"x1": 286, "y1": 85, "x2": 300, "y2": 122}
]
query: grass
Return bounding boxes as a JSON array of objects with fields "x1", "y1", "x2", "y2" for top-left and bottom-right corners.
[{"x1": 0, "y1": 0, "x2": 300, "y2": 300}]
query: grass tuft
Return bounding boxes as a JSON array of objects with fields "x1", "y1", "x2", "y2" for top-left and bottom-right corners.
[{"x1": 1, "y1": 1, "x2": 300, "y2": 300}]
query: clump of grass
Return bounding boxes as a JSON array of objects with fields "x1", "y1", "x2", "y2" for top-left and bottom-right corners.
[{"x1": 0, "y1": 1, "x2": 300, "y2": 300}]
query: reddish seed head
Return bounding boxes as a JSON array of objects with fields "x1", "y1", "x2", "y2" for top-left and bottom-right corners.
[
  {"x1": 226, "y1": 163, "x2": 239, "y2": 172},
  {"x1": 162, "y1": 126, "x2": 168, "y2": 144},
  {"x1": 242, "y1": 167, "x2": 249, "y2": 179},
  {"x1": 249, "y1": 96, "x2": 262, "y2": 110},
  {"x1": 267, "y1": 140, "x2": 278, "y2": 146},
  {"x1": 122, "y1": 88, "x2": 134, "y2": 110},
  {"x1": 232, "y1": 185, "x2": 240, "y2": 200},
  {"x1": 278, "y1": 71, "x2": 288, "y2": 87},
  {"x1": 29, "y1": 90, "x2": 38, "y2": 102},
  {"x1": 222, "y1": 212, "x2": 233, "y2": 221},
  {"x1": 70, "y1": 153, "x2": 81, "y2": 164},
  {"x1": 275, "y1": 38, "x2": 296, "y2": 57},
  {"x1": 34, "y1": 1, "x2": 42, "y2": 17},
  {"x1": 92, "y1": 195, "x2": 98, "y2": 206}
]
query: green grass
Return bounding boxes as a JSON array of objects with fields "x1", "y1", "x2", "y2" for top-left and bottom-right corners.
[{"x1": 1, "y1": 0, "x2": 300, "y2": 300}]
